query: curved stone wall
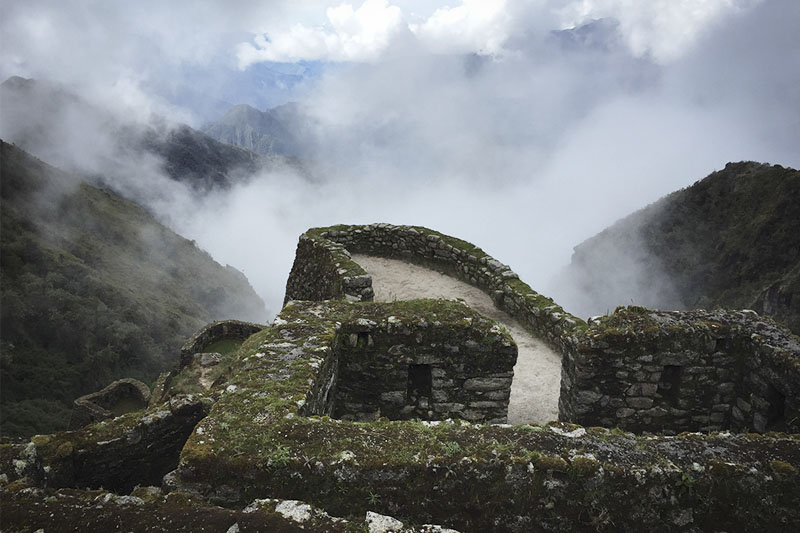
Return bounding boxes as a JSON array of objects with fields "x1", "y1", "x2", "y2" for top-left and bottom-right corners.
[
  {"x1": 180, "y1": 319, "x2": 265, "y2": 368},
  {"x1": 285, "y1": 224, "x2": 800, "y2": 436},
  {"x1": 69, "y1": 378, "x2": 151, "y2": 429},
  {"x1": 284, "y1": 224, "x2": 586, "y2": 351}
]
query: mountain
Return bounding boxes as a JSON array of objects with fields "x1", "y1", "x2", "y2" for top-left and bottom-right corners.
[
  {"x1": 202, "y1": 102, "x2": 314, "y2": 158},
  {"x1": 0, "y1": 76, "x2": 293, "y2": 192},
  {"x1": 549, "y1": 18, "x2": 624, "y2": 52},
  {"x1": 0, "y1": 140, "x2": 265, "y2": 438},
  {"x1": 559, "y1": 162, "x2": 800, "y2": 334}
]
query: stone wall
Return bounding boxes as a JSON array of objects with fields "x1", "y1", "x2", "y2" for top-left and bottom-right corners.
[
  {"x1": 69, "y1": 378, "x2": 151, "y2": 429},
  {"x1": 180, "y1": 319, "x2": 265, "y2": 368},
  {"x1": 165, "y1": 300, "x2": 799, "y2": 532},
  {"x1": 284, "y1": 224, "x2": 586, "y2": 351},
  {"x1": 11, "y1": 394, "x2": 209, "y2": 494},
  {"x1": 283, "y1": 232, "x2": 374, "y2": 304},
  {"x1": 330, "y1": 305, "x2": 516, "y2": 423},
  {"x1": 559, "y1": 307, "x2": 800, "y2": 434}
]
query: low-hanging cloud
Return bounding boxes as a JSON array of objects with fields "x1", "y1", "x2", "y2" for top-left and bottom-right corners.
[
  {"x1": 2, "y1": 0, "x2": 798, "y2": 320},
  {"x1": 237, "y1": 0, "x2": 406, "y2": 65}
]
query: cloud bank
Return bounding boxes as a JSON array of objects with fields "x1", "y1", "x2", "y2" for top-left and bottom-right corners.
[{"x1": 2, "y1": 0, "x2": 798, "y2": 319}]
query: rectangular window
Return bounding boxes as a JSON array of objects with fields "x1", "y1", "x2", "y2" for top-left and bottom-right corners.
[
  {"x1": 407, "y1": 364, "x2": 432, "y2": 404},
  {"x1": 658, "y1": 365, "x2": 682, "y2": 406}
]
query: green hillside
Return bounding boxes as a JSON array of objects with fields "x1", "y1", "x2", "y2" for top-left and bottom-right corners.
[
  {"x1": 0, "y1": 141, "x2": 265, "y2": 438},
  {"x1": 564, "y1": 162, "x2": 800, "y2": 333}
]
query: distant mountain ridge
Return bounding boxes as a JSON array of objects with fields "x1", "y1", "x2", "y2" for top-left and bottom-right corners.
[
  {"x1": 0, "y1": 140, "x2": 265, "y2": 438},
  {"x1": 0, "y1": 76, "x2": 295, "y2": 192},
  {"x1": 560, "y1": 162, "x2": 800, "y2": 334},
  {"x1": 202, "y1": 101, "x2": 315, "y2": 158}
]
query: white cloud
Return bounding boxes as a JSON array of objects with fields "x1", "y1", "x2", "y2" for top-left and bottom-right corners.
[
  {"x1": 237, "y1": 0, "x2": 405, "y2": 67},
  {"x1": 236, "y1": 0, "x2": 764, "y2": 66},
  {"x1": 3, "y1": 0, "x2": 797, "y2": 319},
  {"x1": 409, "y1": 0, "x2": 513, "y2": 55},
  {"x1": 557, "y1": 0, "x2": 763, "y2": 62}
]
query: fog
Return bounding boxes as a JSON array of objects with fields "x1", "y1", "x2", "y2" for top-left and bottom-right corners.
[{"x1": 2, "y1": 0, "x2": 798, "y2": 319}]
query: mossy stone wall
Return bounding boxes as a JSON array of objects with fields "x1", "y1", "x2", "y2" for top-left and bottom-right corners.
[
  {"x1": 69, "y1": 378, "x2": 151, "y2": 429},
  {"x1": 11, "y1": 394, "x2": 209, "y2": 494},
  {"x1": 283, "y1": 233, "x2": 374, "y2": 304},
  {"x1": 559, "y1": 307, "x2": 800, "y2": 434},
  {"x1": 284, "y1": 224, "x2": 586, "y2": 352},
  {"x1": 331, "y1": 312, "x2": 516, "y2": 423},
  {"x1": 168, "y1": 301, "x2": 800, "y2": 532},
  {"x1": 180, "y1": 320, "x2": 265, "y2": 368}
]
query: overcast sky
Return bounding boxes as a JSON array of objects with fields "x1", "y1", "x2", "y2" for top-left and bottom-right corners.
[{"x1": 2, "y1": 0, "x2": 799, "y2": 317}]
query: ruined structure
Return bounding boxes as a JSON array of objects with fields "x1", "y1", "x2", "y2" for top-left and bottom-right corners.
[
  {"x1": 69, "y1": 378, "x2": 152, "y2": 429},
  {"x1": 560, "y1": 307, "x2": 800, "y2": 434},
  {"x1": 2, "y1": 223, "x2": 799, "y2": 532},
  {"x1": 179, "y1": 319, "x2": 265, "y2": 369}
]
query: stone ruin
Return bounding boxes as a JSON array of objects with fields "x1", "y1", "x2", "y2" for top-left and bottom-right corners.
[
  {"x1": 559, "y1": 307, "x2": 800, "y2": 435},
  {"x1": 2, "y1": 223, "x2": 799, "y2": 532},
  {"x1": 69, "y1": 378, "x2": 152, "y2": 429},
  {"x1": 330, "y1": 308, "x2": 516, "y2": 424}
]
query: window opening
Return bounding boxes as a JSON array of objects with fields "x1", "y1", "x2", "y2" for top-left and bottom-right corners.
[{"x1": 407, "y1": 364, "x2": 432, "y2": 406}]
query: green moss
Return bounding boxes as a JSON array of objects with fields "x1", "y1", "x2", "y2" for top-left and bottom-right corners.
[
  {"x1": 202, "y1": 338, "x2": 242, "y2": 356},
  {"x1": 770, "y1": 459, "x2": 798, "y2": 475},
  {"x1": 570, "y1": 456, "x2": 601, "y2": 477},
  {"x1": 535, "y1": 455, "x2": 568, "y2": 472}
]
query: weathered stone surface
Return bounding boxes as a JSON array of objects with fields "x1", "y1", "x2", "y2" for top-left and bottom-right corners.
[
  {"x1": 5, "y1": 225, "x2": 800, "y2": 532},
  {"x1": 559, "y1": 307, "x2": 800, "y2": 434},
  {"x1": 16, "y1": 394, "x2": 210, "y2": 493},
  {"x1": 283, "y1": 224, "x2": 586, "y2": 352},
  {"x1": 328, "y1": 302, "x2": 517, "y2": 423},
  {"x1": 198, "y1": 352, "x2": 222, "y2": 367},
  {"x1": 180, "y1": 320, "x2": 265, "y2": 368},
  {"x1": 69, "y1": 378, "x2": 151, "y2": 429}
]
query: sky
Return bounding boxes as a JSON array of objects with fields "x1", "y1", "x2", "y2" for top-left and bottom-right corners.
[{"x1": 2, "y1": 0, "x2": 799, "y2": 318}]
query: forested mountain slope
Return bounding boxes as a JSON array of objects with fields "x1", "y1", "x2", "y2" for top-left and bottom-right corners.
[
  {"x1": 561, "y1": 162, "x2": 800, "y2": 334},
  {"x1": 0, "y1": 141, "x2": 264, "y2": 438}
]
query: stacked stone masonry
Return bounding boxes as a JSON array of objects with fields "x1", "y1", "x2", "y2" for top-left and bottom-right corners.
[
  {"x1": 559, "y1": 307, "x2": 800, "y2": 434},
  {"x1": 11, "y1": 394, "x2": 209, "y2": 494},
  {"x1": 284, "y1": 224, "x2": 586, "y2": 352},
  {"x1": 325, "y1": 305, "x2": 516, "y2": 423},
  {"x1": 180, "y1": 319, "x2": 265, "y2": 368},
  {"x1": 171, "y1": 301, "x2": 800, "y2": 531},
  {"x1": 69, "y1": 378, "x2": 151, "y2": 429},
  {"x1": 3, "y1": 225, "x2": 800, "y2": 532}
]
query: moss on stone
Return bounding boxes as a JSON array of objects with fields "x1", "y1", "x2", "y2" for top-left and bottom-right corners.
[{"x1": 770, "y1": 459, "x2": 798, "y2": 475}]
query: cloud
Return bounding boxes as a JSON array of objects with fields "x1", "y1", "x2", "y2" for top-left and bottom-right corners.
[
  {"x1": 236, "y1": 0, "x2": 765, "y2": 67},
  {"x1": 557, "y1": 0, "x2": 764, "y2": 62},
  {"x1": 237, "y1": 0, "x2": 405, "y2": 66},
  {"x1": 409, "y1": 0, "x2": 513, "y2": 55},
  {"x1": 2, "y1": 0, "x2": 798, "y2": 320}
]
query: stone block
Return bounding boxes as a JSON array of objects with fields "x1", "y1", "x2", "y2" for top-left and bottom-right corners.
[
  {"x1": 381, "y1": 391, "x2": 406, "y2": 405},
  {"x1": 640, "y1": 383, "x2": 658, "y2": 397},
  {"x1": 576, "y1": 390, "x2": 603, "y2": 404},
  {"x1": 463, "y1": 378, "x2": 511, "y2": 392},
  {"x1": 626, "y1": 397, "x2": 654, "y2": 409},
  {"x1": 736, "y1": 398, "x2": 752, "y2": 413},
  {"x1": 710, "y1": 412, "x2": 726, "y2": 423}
]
